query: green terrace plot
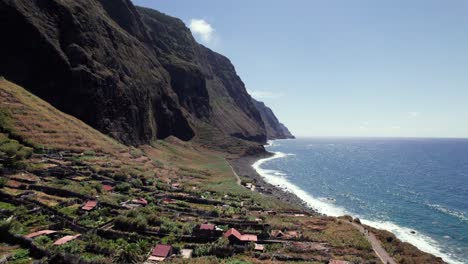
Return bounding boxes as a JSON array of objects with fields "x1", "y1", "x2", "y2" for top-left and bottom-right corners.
[
  {"x1": 0, "y1": 245, "x2": 33, "y2": 264},
  {"x1": 0, "y1": 205, "x2": 53, "y2": 236},
  {"x1": 145, "y1": 140, "x2": 293, "y2": 210}
]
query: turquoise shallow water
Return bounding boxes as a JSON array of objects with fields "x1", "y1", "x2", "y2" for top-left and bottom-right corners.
[{"x1": 254, "y1": 138, "x2": 468, "y2": 264}]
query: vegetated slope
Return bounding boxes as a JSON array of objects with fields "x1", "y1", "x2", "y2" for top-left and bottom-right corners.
[
  {"x1": 0, "y1": 0, "x2": 292, "y2": 151},
  {"x1": 0, "y1": 79, "x2": 445, "y2": 264},
  {"x1": 252, "y1": 99, "x2": 295, "y2": 140},
  {"x1": 0, "y1": 78, "x2": 124, "y2": 154}
]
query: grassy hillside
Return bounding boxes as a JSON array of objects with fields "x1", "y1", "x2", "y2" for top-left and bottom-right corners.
[
  {"x1": 0, "y1": 79, "x2": 443, "y2": 263},
  {"x1": 0, "y1": 79, "x2": 124, "y2": 153}
]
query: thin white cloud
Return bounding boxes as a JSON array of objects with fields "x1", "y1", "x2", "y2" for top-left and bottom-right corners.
[
  {"x1": 248, "y1": 89, "x2": 284, "y2": 100},
  {"x1": 409, "y1": 111, "x2": 421, "y2": 118},
  {"x1": 189, "y1": 19, "x2": 214, "y2": 44}
]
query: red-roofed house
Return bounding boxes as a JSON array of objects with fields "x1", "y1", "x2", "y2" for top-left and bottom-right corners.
[
  {"x1": 200, "y1": 224, "x2": 215, "y2": 231},
  {"x1": 82, "y1": 200, "x2": 97, "y2": 211},
  {"x1": 148, "y1": 244, "x2": 173, "y2": 262},
  {"x1": 223, "y1": 228, "x2": 257, "y2": 244},
  {"x1": 241, "y1": 234, "x2": 258, "y2": 242},
  {"x1": 24, "y1": 230, "x2": 57, "y2": 239},
  {"x1": 102, "y1": 185, "x2": 114, "y2": 192},
  {"x1": 53, "y1": 234, "x2": 81, "y2": 245},
  {"x1": 193, "y1": 223, "x2": 222, "y2": 238}
]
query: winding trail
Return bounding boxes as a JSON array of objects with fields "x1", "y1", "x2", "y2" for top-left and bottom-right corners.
[
  {"x1": 349, "y1": 221, "x2": 396, "y2": 264},
  {"x1": 227, "y1": 160, "x2": 242, "y2": 185}
]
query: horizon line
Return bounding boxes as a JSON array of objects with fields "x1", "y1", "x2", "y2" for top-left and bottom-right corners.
[{"x1": 287, "y1": 136, "x2": 468, "y2": 140}]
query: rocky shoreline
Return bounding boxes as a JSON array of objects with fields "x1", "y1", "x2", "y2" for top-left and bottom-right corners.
[{"x1": 228, "y1": 152, "x2": 318, "y2": 215}]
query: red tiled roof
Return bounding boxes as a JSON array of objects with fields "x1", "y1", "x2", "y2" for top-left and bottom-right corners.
[
  {"x1": 152, "y1": 244, "x2": 172, "y2": 257},
  {"x1": 102, "y1": 185, "x2": 114, "y2": 191},
  {"x1": 199, "y1": 224, "x2": 215, "y2": 230},
  {"x1": 25, "y1": 230, "x2": 57, "y2": 238},
  {"x1": 241, "y1": 234, "x2": 258, "y2": 242},
  {"x1": 223, "y1": 228, "x2": 242, "y2": 240},
  {"x1": 82, "y1": 200, "x2": 97, "y2": 211},
  {"x1": 131, "y1": 198, "x2": 148, "y2": 206},
  {"x1": 53, "y1": 234, "x2": 81, "y2": 245}
]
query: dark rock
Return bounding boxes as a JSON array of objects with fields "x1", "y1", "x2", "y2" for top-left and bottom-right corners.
[
  {"x1": 0, "y1": 0, "x2": 293, "y2": 150},
  {"x1": 253, "y1": 100, "x2": 295, "y2": 139}
]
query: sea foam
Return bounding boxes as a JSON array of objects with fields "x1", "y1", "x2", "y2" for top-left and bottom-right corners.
[{"x1": 252, "y1": 151, "x2": 466, "y2": 264}]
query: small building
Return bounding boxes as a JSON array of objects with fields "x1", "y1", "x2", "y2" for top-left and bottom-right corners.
[
  {"x1": 148, "y1": 244, "x2": 173, "y2": 262},
  {"x1": 102, "y1": 185, "x2": 114, "y2": 192},
  {"x1": 193, "y1": 223, "x2": 222, "y2": 238},
  {"x1": 82, "y1": 200, "x2": 97, "y2": 211},
  {"x1": 271, "y1": 230, "x2": 285, "y2": 238},
  {"x1": 241, "y1": 234, "x2": 258, "y2": 242},
  {"x1": 162, "y1": 197, "x2": 176, "y2": 204},
  {"x1": 223, "y1": 228, "x2": 257, "y2": 244},
  {"x1": 180, "y1": 249, "x2": 193, "y2": 259},
  {"x1": 131, "y1": 198, "x2": 148, "y2": 206},
  {"x1": 271, "y1": 230, "x2": 301, "y2": 239},
  {"x1": 254, "y1": 243, "x2": 265, "y2": 251},
  {"x1": 53, "y1": 234, "x2": 81, "y2": 245},
  {"x1": 24, "y1": 230, "x2": 57, "y2": 239}
]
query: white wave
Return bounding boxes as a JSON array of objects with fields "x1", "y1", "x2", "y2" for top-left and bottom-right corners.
[
  {"x1": 252, "y1": 150, "x2": 466, "y2": 264},
  {"x1": 252, "y1": 151, "x2": 347, "y2": 217},
  {"x1": 427, "y1": 203, "x2": 468, "y2": 223},
  {"x1": 360, "y1": 219, "x2": 465, "y2": 264}
]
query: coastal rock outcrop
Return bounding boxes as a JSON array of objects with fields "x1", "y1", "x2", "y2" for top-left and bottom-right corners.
[{"x1": 253, "y1": 100, "x2": 294, "y2": 139}]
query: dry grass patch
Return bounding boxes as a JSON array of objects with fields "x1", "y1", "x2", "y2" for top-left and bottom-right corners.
[{"x1": 0, "y1": 79, "x2": 124, "y2": 153}]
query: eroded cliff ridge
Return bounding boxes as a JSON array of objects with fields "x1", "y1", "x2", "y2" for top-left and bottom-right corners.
[{"x1": 0, "y1": 0, "x2": 293, "y2": 152}]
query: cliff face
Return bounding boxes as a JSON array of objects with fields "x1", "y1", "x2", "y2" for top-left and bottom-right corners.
[
  {"x1": 0, "y1": 0, "x2": 193, "y2": 145},
  {"x1": 253, "y1": 100, "x2": 295, "y2": 140},
  {"x1": 0, "y1": 0, "x2": 292, "y2": 149},
  {"x1": 138, "y1": 7, "x2": 267, "y2": 143}
]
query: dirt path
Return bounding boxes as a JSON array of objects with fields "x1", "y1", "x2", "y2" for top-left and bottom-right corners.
[
  {"x1": 349, "y1": 222, "x2": 396, "y2": 264},
  {"x1": 226, "y1": 160, "x2": 242, "y2": 185}
]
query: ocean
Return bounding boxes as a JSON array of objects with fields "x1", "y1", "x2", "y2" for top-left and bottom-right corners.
[{"x1": 253, "y1": 138, "x2": 468, "y2": 264}]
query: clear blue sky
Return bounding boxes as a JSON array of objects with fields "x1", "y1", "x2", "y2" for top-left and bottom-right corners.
[{"x1": 132, "y1": 0, "x2": 468, "y2": 138}]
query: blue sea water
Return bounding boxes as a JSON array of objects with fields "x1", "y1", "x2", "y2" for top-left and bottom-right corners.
[{"x1": 253, "y1": 138, "x2": 468, "y2": 264}]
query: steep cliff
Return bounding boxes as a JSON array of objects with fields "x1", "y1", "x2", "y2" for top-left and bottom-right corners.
[
  {"x1": 0, "y1": 0, "x2": 193, "y2": 145},
  {"x1": 0, "y1": 0, "x2": 291, "y2": 150},
  {"x1": 138, "y1": 7, "x2": 267, "y2": 143},
  {"x1": 253, "y1": 100, "x2": 295, "y2": 140}
]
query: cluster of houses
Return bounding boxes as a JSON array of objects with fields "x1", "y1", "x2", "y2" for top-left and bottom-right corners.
[
  {"x1": 24, "y1": 230, "x2": 81, "y2": 246},
  {"x1": 144, "y1": 226, "x2": 264, "y2": 262}
]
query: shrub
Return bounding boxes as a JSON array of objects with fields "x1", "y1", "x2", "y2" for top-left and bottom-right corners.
[
  {"x1": 115, "y1": 183, "x2": 131, "y2": 193},
  {"x1": 10, "y1": 248, "x2": 29, "y2": 261},
  {"x1": 159, "y1": 217, "x2": 179, "y2": 234},
  {"x1": 114, "y1": 215, "x2": 148, "y2": 232},
  {"x1": 0, "y1": 177, "x2": 6, "y2": 187},
  {"x1": 0, "y1": 134, "x2": 33, "y2": 169},
  {"x1": 83, "y1": 150, "x2": 96, "y2": 156},
  {"x1": 130, "y1": 148, "x2": 143, "y2": 158},
  {"x1": 210, "y1": 208, "x2": 220, "y2": 217},
  {"x1": 130, "y1": 178, "x2": 143, "y2": 188}
]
